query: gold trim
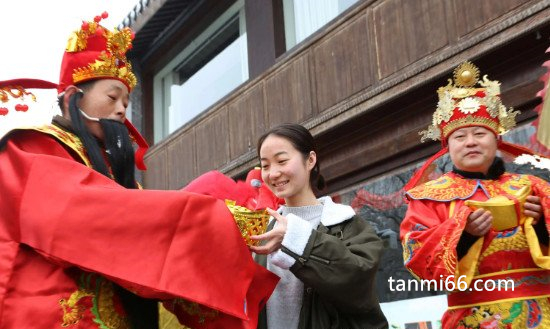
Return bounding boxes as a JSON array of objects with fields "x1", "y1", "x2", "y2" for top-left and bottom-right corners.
[
  {"x1": 472, "y1": 267, "x2": 549, "y2": 280},
  {"x1": 28, "y1": 125, "x2": 91, "y2": 167},
  {"x1": 447, "y1": 294, "x2": 550, "y2": 310},
  {"x1": 442, "y1": 116, "x2": 499, "y2": 138}
]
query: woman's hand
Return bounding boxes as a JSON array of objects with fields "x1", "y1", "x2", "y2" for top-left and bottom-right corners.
[
  {"x1": 249, "y1": 208, "x2": 288, "y2": 254},
  {"x1": 524, "y1": 195, "x2": 543, "y2": 225},
  {"x1": 464, "y1": 208, "x2": 492, "y2": 236}
]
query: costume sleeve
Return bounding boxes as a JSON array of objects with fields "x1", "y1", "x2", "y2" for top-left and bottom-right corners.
[
  {"x1": 523, "y1": 175, "x2": 550, "y2": 268},
  {"x1": 283, "y1": 216, "x2": 383, "y2": 313},
  {"x1": 399, "y1": 198, "x2": 481, "y2": 285},
  {"x1": 0, "y1": 131, "x2": 277, "y2": 324}
]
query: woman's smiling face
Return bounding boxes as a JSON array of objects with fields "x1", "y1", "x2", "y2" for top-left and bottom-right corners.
[{"x1": 259, "y1": 134, "x2": 315, "y2": 206}]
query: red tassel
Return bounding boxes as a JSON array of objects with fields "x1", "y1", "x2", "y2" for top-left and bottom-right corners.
[
  {"x1": 403, "y1": 146, "x2": 449, "y2": 192},
  {"x1": 498, "y1": 140, "x2": 539, "y2": 157},
  {"x1": 124, "y1": 119, "x2": 149, "y2": 171}
]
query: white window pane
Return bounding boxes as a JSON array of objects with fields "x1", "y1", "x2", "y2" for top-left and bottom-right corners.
[
  {"x1": 285, "y1": 0, "x2": 358, "y2": 49},
  {"x1": 294, "y1": 0, "x2": 338, "y2": 43},
  {"x1": 168, "y1": 33, "x2": 248, "y2": 133}
]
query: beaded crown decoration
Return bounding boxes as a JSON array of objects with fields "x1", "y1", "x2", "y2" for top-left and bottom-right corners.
[
  {"x1": 58, "y1": 12, "x2": 137, "y2": 92},
  {"x1": 420, "y1": 62, "x2": 519, "y2": 143}
]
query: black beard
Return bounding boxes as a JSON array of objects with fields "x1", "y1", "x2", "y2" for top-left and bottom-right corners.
[
  {"x1": 100, "y1": 119, "x2": 136, "y2": 189},
  {"x1": 68, "y1": 92, "x2": 136, "y2": 189}
]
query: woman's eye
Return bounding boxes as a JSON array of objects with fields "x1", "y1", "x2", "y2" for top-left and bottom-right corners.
[{"x1": 108, "y1": 95, "x2": 116, "y2": 101}]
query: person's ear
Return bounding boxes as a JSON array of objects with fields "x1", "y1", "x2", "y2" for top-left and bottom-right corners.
[
  {"x1": 61, "y1": 86, "x2": 82, "y2": 116},
  {"x1": 307, "y1": 151, "x2": 317, "y2": 171}
]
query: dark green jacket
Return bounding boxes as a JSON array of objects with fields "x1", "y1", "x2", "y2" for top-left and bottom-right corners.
[{"x1": 255, "y1": 198, "x2": 388, "y2": 329}]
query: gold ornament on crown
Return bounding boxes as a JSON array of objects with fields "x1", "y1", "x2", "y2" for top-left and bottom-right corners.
[
  {"x1": 420, "y1": 61, "x2": 519, "y2": 142},
  {"x1": 65, "y1": 13, "x2": 137, "y2": 89}
]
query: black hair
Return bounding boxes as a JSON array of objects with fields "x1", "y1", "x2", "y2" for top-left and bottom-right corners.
[
  {"x1": 257, "y1": 123, "x2": 326, "y2": 191},
  {"x1": 57, "y1": 80, "x2": 96, "y2": 112}
]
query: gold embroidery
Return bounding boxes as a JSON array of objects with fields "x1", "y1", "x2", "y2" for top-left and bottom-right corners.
[
  {"x1": 173, "y1": 299, "x2": 219, "y2": 324},
  {"x1": 95, "y1": 280, "x2": 130, "y2": 329},
  {"x1": 59, "y1": 274, "x2": 131, "y2": 329},
  {"x1": 59, "y1": 288, "x2": 94, "y2": 327},
  {"x1": 479, "y1": 227, "x2": 530, "y2": 266},
  {"x1": 435, "y1": 223, "x2": 462, "y2": 275},
  {"x1": 459, "y1": 298, "x2": 550, "y2": 328},
  {"x1": 406, "y1": 174, "x2": 478, "y2": 201},
  {"x1": 407, "y1": 173, "x2": 536, "y2": 202},
  {"x1": 28, "y1": 125, "x2": 91, "y2": 166}
]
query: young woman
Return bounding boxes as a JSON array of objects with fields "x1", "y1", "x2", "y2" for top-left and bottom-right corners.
[{"x1": 251, "y1": 123, "x2": 388, "y2": 329}]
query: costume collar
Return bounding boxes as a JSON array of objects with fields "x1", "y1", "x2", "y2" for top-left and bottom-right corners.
[{"x1": 452, "y1": 157, "x2": 505, "y2": 180}]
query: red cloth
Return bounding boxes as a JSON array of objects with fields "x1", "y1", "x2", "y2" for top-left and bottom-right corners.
[
  {"x1": 0, "y1": 129, "x2": 278, "y2": 328},
  {"x1": 184, "y1": 169, "x2": 284, "y2": 211}
]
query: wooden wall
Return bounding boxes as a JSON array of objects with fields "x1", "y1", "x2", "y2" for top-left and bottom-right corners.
[{"x1": 142, "y1": 0, "x2": 550, "y2": 191}]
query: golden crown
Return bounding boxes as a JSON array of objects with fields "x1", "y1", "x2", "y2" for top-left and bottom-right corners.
[
  {"x1": 420, "y1": 62, "x2": 519, "y2": 142},
  {"x1": 63, "y1": 12, "x2": 137, "y2": 90}
]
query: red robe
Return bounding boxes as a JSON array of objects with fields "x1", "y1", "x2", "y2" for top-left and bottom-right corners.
[
  {"x1": 401, "y1": 172, "x2": 550, "y2": 329},
  {"x1": 0, "y1": 126, "x2": 278, "y2": 328}
]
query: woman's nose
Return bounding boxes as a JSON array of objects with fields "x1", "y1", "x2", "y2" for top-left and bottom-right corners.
[{"x1": 269, "y1": 168, "x2": 281, "y2": 178}]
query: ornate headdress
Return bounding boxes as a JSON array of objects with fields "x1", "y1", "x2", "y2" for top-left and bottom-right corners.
[
  {"x1": 421, "y1": 61, "x2": 519, "y2": 143},
  {"x1": 58, "y1": 12, "x2": 137, "y2": 92},
  {"x1": 404, "y1": 62, "x2": 537, "y2": 192}
]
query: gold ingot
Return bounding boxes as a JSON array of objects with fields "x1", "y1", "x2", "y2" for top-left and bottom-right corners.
[
  {"x1": 465, "y1": 185, "x2": 531, "y2": 231},
  {"x1": 225, "y1": 200, "x2": 270, "y2": 246}
]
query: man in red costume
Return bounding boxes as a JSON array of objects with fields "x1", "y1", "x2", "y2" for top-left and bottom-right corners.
[
  {"x1": 0, "y1": 12, "x2": 277, "y2": 329},
  {"x1": 400, "y1": 62, "x2": 550, "y2": 328}
]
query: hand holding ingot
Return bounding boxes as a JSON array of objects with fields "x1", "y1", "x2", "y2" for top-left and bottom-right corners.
[
  {"x1": 465, "y1": 185, "x2": 531, "y2": 231},
  {"x1": 524, "y1": 195, "x2": 543, "y2": 225},
  {"x1": 249, "y1": 208, "x2": 287, "y2": 255},
  {"x1": 225, "y1": 200, "x2": 269, "y2": 246}
]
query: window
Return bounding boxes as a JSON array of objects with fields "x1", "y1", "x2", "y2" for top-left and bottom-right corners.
[
  {"x1": 154, "y1": 0, "x2": 247, "y2": 142},
  {"x1": 283, "y1": 0, "x2": 358, "y2": 50}
]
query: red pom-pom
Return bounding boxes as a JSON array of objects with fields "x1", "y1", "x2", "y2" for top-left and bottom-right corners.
[
  {"x1": 94, "y1": 15, "x2": 101, "y2": 23},
  {"x1": 95, "y1": 27, "x2": 104, "y2": 36},
  {"x1": 15, "y1": 104, "x2": 29, "y2": 112},
  {"x1": 101, "y1": 11, "x2": 108, "y2": 19},
  {"x1": 81, "y1": 21, "x2": 89, "y2": 30},
  {"x1": 0, "y1": 107, "x2": 8, "y2": 116},
  {"x1": 131, "y1": 31, "x2": 135, "y2": 40}
]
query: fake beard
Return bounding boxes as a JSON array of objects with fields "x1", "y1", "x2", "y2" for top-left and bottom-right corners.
[{"x1": 69, "y1": 92, "x2": 136, "y2": 189}]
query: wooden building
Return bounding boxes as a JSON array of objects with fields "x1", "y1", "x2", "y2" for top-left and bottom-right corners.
[{"x1": 122, "y1": 0, "x2": 550, "y2": 324}]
